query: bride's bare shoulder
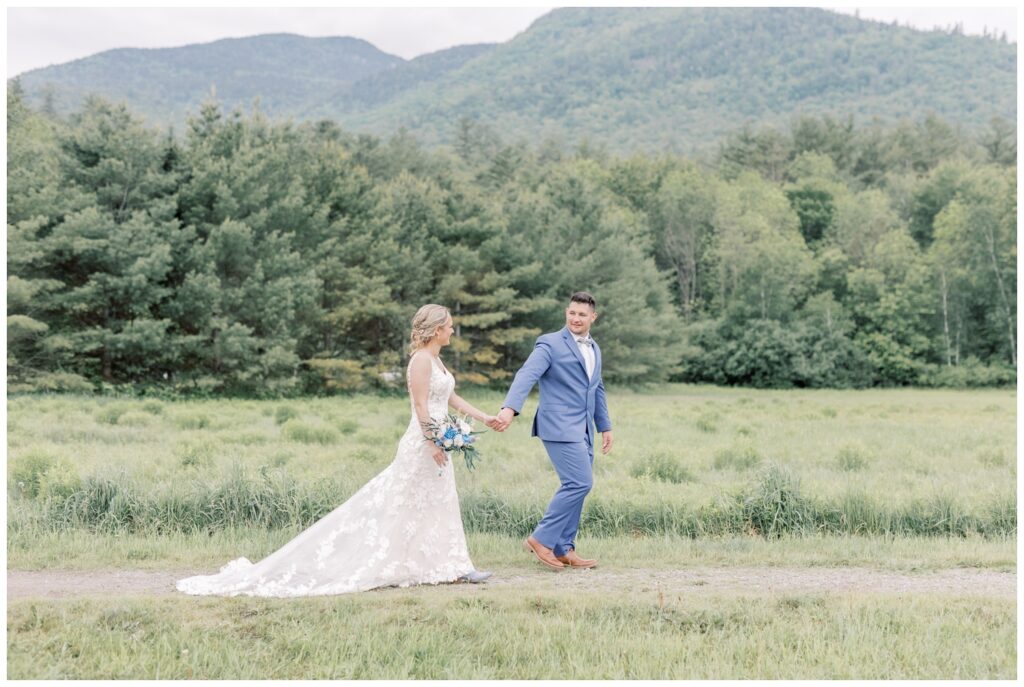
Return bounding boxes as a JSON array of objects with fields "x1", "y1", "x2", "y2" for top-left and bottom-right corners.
[{"x1": 407, "y1": 351, "x2": 433, "y2": 374}]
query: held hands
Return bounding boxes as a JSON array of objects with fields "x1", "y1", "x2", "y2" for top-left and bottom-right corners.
[{"x1": 487, "y1": 407, "x2": 516, "y2": 433}]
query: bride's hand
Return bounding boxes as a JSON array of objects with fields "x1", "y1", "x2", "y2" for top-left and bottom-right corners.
[
  {"x1": 430, "y1": 444, "x2": 448, "y2": 468},
  {"x1": 482, "y1": 415, "x2": 499, "y2": 430}
]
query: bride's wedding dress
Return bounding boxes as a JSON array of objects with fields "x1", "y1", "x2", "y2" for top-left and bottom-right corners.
[{"x1": 176, "y1": 354, "x2": 476, "y2": 597}]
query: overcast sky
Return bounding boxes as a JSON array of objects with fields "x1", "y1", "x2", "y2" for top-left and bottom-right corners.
[{"x1": 6, "y1": 5, "x2": 1018, "y2": 79}]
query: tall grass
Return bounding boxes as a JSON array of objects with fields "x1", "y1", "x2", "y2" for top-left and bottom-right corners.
[
  {"x1": 15, "y1": 467, "x2": 341, "y2": 534},
  {"x1": 630, "y1": 453, "x2": 695, "y2": 483},
  {"x1": 7, "y1": 386, "x2": 1015, "y2": 541},
  {"x1": 8, "y1": 461, "x2": 1014, "y2": 538}
]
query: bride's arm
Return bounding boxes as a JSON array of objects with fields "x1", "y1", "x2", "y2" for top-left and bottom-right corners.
[
  {"x1": 408, "y1": 354, "x2": 436, "y2": 438},
  {"x1": 409, "y1": 354, "x2": 448, "y2": 468},
  {"x1": 448, "y1": 390, "x2": 495, "y2": 424}
]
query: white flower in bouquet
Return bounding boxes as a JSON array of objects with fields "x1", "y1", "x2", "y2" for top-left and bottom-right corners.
[{"x1": 421, "y1": 413, "x2": 487, "y2": 472}]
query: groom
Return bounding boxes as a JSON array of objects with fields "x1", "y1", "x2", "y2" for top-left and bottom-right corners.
[{"x1": 493, "y1": 291, "x2": 613, "y2": 570}]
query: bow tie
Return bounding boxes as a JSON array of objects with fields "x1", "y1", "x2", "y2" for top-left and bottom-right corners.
[{"x1": 575, "y1": 337, "x2": 593, "y2": 346}]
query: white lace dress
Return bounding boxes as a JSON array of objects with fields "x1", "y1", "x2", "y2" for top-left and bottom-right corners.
[{"x1": 176, "y1": 355, "x2": 476, "y2": 597}]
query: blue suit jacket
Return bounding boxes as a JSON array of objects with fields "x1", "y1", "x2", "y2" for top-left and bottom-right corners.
[{"x1": 502, "y1": 327, "x2": 612, "y2": 442}]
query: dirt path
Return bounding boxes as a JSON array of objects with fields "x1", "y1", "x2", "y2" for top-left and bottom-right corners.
[{"x1": 8, "y1": 566, "x2": 1016, "y2": 600}]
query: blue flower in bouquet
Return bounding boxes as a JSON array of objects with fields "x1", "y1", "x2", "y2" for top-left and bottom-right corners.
[{"x1": 421, "y1": 413, "x2": 486, "y2": 472}]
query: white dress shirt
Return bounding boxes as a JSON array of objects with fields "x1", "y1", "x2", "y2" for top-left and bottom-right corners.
[{"x1": 573, "y1": 331, "x2": 595, "y2": 379}]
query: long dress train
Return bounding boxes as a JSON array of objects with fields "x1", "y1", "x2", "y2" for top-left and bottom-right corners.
[{"x1": 175, "y1": 354, "x2": 475, "y2": 597}]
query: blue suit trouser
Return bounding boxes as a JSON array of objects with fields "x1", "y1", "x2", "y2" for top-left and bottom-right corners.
[{"x1": 532, "y1": 431, "x2": 594, "y2": 557}]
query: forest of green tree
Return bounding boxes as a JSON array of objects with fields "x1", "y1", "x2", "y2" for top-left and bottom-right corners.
[{"x1": 6, "y1": 83, "x2": 1017, "y2": 397}]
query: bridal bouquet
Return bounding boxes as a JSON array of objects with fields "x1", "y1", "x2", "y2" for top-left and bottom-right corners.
[{"x1": 422, "y1": 413, "x2": 484, "y2": 471}]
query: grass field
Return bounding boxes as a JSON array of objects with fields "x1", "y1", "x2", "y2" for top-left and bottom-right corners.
[
  {"x1": 5, "y1": 384, "x2": 1017, "y2": 678},
  {"x1": 8, "y1": 588, "x2": 1014, "y2": 679},
  {"x1": 7, "y1": 385, "x2": 1016, "y2": 537}
]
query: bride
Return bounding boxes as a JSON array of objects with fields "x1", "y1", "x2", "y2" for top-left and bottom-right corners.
[{"x1": 176, "y1": 304, "x2": 495, "y2": 597}]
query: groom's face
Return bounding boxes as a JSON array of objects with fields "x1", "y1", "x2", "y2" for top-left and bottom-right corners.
[{"x1": 565, "y1": 302, "x2": 597, "y2": 336}]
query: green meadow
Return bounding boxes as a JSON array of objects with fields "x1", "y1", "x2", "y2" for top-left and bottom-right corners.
[
  {"x1": 8, "y1": 590, "x2": 1014, "y2": 679},
  {"x1": 7, "y1": 385, "x2": 1016, "y2": 539},
  {"x1": 6, "y1": 385, "x2": 1017, "y2": 678}
]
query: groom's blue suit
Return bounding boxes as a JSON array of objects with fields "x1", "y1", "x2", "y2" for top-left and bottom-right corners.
[{"x1": 502, "y1": 327, "x2": 612, "y2": 557}]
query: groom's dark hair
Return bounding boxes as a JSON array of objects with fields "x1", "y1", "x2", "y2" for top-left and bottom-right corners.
[{"x1": 569, "y1": 291, "x2": 596, "y2": 310}]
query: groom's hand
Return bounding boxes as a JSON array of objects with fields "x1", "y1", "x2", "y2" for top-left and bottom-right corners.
[
  {"x1": 493, "y1": 407, "x2": 515, "y2": 432},
  {"x1": 601, "y1": 431, "x2": 614, "y2": 455}
]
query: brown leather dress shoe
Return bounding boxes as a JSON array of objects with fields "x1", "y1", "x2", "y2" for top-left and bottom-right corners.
[
  {"x1": 556, "y1": 549, "x2": 598, "y2": 568},
  {"x1": 523, "y1": 536, "x2": 565, "y2": 570}
]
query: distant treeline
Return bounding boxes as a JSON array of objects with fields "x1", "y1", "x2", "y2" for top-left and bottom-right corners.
[{"x1": 6, "y1": 84, "x2": 1016, "y2": 396}]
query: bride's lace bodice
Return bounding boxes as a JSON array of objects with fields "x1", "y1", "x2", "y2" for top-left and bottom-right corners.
[{"x1": 176, "y1": 351, "x2": 472, "y2": 598}]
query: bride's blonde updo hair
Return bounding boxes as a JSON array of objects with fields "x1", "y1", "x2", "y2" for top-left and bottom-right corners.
[{"x1": 410, "y1": 304, "x2": 450, "y2": 352}]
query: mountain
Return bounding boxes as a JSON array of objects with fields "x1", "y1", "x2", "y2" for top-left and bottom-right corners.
[
  {"x1": 11, "y1": 8, "x2": 1016, "y2": 152},
  {"x1": 341, "y1": 7, "x2": 1016, "y2": 153},
  {"x1": 312, "y1": 43, "x2": 496, "y2": 112},
  {"x1": 14, "y1": 33, "x2": 403, "y2": 127}
]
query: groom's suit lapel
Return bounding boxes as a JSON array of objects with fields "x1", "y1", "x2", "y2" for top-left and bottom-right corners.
[{"x1": 561, "y1": 327, "x2": 589, "y2": 381}]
